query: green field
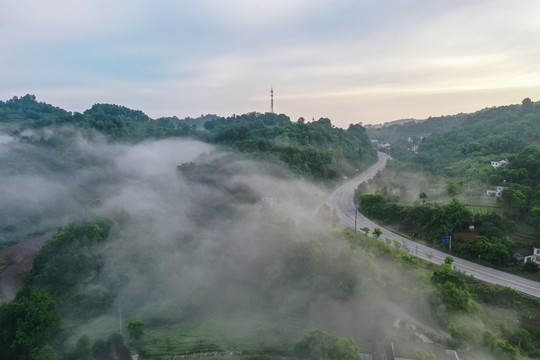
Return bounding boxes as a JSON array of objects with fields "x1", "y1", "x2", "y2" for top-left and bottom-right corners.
[
  {"x1": 463, "y1": 202, "x2": 502, "y2": 215},
  {"x1": 137, "y1": 303, "x2": 336, "y2": 360}
]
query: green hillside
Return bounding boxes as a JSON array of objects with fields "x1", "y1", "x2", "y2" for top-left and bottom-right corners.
[
  {"x1": 0, "y1": 95, "x2": 376, "y2": 182},
  {"x1": 202, "y1": 113, "x2": 376, "y2": 180},
  {"x1": 366, "y1": 113, "x2": 467, "y2": 144},
  {"x1": 358, "y1": 99, "x2": 540, "y2": 276}
]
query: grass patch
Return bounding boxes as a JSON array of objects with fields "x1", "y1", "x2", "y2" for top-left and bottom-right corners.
[
  {"x1": 510, "y1": 221, "x2": 538, "y2": 249},
  {"x1": 463, "y1": 203, "x2": 502, "y2": 216},
  {"x1": 137, "y1": 303, "x2": 331, "y2": 359}
]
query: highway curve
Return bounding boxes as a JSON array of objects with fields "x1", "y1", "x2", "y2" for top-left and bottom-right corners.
[{"x1": 327, "y1": 152, "x2": 540, "y2": 298}]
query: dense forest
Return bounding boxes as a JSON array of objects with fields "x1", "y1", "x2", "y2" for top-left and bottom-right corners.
[
  {"x1": 0, "y1": 94, "x2": 376, "y2": 182},
  {"x1": 202, "y1": 113, "x2": 375, "y2": 180}
]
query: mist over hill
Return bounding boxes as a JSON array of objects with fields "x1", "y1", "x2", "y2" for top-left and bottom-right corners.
[
  {"x1": 0, "y1": 95, "x2": 376, "y2": 183},
  {"x1": 0, "y1": 125, "x2": 404, "y2": 357},
  {"x1": 1, "y1": 95, "x2": 539, "y2": 360}
]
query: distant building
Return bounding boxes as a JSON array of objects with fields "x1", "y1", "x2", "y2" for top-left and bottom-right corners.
[
  {"x1": 486, "y1": 185, "x2": 505, "y2": 198},
  {"x1": 491, "y1": 159, "x2": 508, "y2": 168},
  {"x1": 524, "y1": 247, "x2": 540, "y2": 265},
  {"x1": 486, "y1": 181, "x2": 509, "y2": 198}
]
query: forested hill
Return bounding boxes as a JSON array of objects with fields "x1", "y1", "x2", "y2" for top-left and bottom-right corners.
[
  {"x1": 367, "y1": 99, "x2": 540, "y2": 160},
  {"x1": 0, "y1": 95, "x2": 195, "y2": 140},
  {"x1": 202, "y1": 113, "x2": 376, "y2": 180},
  {"x1": 399, "y1": 98, "x2": 540, "y2": 175},
  {"x1": 370, "y1": 98, "x2": 540, "y2": 241},
  {"x1": 0, "y1": 95, "x2": 376, "y2": 181},
  {"x1": 365, "y1": 113, "x2": 468, "y2": 144}
]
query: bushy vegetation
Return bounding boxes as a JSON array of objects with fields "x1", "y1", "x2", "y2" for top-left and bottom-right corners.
[
  {"x1": 346, "y1": 229, "x2": 540, "y2": 360},
  {"x1": 203, "y1": 113, "x2": 376, "y2": 180},
  {"x1": 0, "y1": 95, "x2": 194, "y2": 140},
  {"x1": 26, "y1": 218, "x2": 117, "y2": 318},
  {"x1": 355, "y1": 192, "x2": 517, "y2": 267},
  {"x1": 293, "y1": 329, "x2": 358, "y2": 360},
  {"x1": 0, "y1": 287, "x2": 61, "y2": 360},
  {"x1": 3, "y1": 213, "x2": 540, "y2": 359},
  {"x1": 356, "y1": 194, "x2": 472, "y2": 242}
]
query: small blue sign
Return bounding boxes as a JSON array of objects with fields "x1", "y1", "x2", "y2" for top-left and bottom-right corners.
[{"x1": 442, "y1": 236, "x2": 451, "y2": 243}]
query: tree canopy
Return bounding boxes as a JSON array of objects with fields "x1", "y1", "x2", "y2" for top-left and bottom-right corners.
[{"x1": 0, "y1": 287, "x2": 61, "y2": 360}]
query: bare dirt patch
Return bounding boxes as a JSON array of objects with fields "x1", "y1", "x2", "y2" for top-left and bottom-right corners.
[
  {"x1": 0, "y1": 233, "x2": 52, "y2": 302},
  {"x1": 454, "y1": 229, "x2": 482, "y2": 245}
]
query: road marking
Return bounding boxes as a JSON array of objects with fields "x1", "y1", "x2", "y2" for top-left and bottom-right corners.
[{"x1": 454, "y1": 261, "x2": 540, "y2": 292}]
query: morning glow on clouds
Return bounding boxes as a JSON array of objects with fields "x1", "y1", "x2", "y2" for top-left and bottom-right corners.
[{"x1": 1, "y1": 0, "x2": 539, "y2": 127}]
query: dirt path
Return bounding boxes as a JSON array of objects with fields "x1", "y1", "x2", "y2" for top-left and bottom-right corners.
[{"x1": 0, "y1": 233, "x2": 53, "y2": 302}]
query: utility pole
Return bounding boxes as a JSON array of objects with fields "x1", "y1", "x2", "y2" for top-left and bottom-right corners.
[{"x1": 270, "y1": 87, "x2": 274, "y2": 113}]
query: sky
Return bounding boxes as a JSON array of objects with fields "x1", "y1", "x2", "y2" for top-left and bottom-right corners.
[{"x1": 2, "y1": 0, "x2": 540, "y2": 127}]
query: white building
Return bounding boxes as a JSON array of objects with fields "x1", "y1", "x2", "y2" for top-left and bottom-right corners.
[
  {"x1": 524, "y1": 247, "x2": 540, "y2": 265},
  {"x1": 491, "y1": 159, "x2": 508, "y2": 168},
  {"x1": 486, "y1": 185, "x2": 505, "y2": 198}
]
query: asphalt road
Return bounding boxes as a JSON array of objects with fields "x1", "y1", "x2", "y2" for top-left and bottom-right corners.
[{"x1": 327, "y1": 152, "x2": 540, "y2": 299}]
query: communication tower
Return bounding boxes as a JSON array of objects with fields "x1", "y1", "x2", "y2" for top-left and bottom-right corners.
[{"x1": 270, "y1": 87, "x2": 274, "y2": 113}]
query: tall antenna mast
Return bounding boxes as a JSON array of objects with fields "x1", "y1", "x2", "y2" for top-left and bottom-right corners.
[{"x1": 270, "y1": 87, "x2": 274, "y2": 113}]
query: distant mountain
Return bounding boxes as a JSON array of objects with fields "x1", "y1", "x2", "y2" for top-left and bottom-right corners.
[
  {"x1": 366, "y1": 113, "x2": 467, "y2": 143},
  {"x1": 365, "y1": 118, "x2": 419, "y2": 129},
  {"x1": 407, "y1": 99, "x2": 540, "y2": 174}
]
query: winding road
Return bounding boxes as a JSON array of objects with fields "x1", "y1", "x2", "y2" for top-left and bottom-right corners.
[{"x1": 327, "y1": 152, "x2": 540, "y2": 299}]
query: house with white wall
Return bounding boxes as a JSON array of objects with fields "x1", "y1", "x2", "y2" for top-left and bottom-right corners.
[
  {"x1": 486, "y1": 185, "x2": 505, "y2": 198},
  {"x1": 524, "y1": 247, "x2": 540, "y2": 265},
  {"x1": 491, "y1": 159, "x2": 508, "y2": 168}
]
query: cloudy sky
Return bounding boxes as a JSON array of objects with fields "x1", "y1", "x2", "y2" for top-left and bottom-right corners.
[{"x1": 2, "y1": 0, "x2": 539, "y2": 127}]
